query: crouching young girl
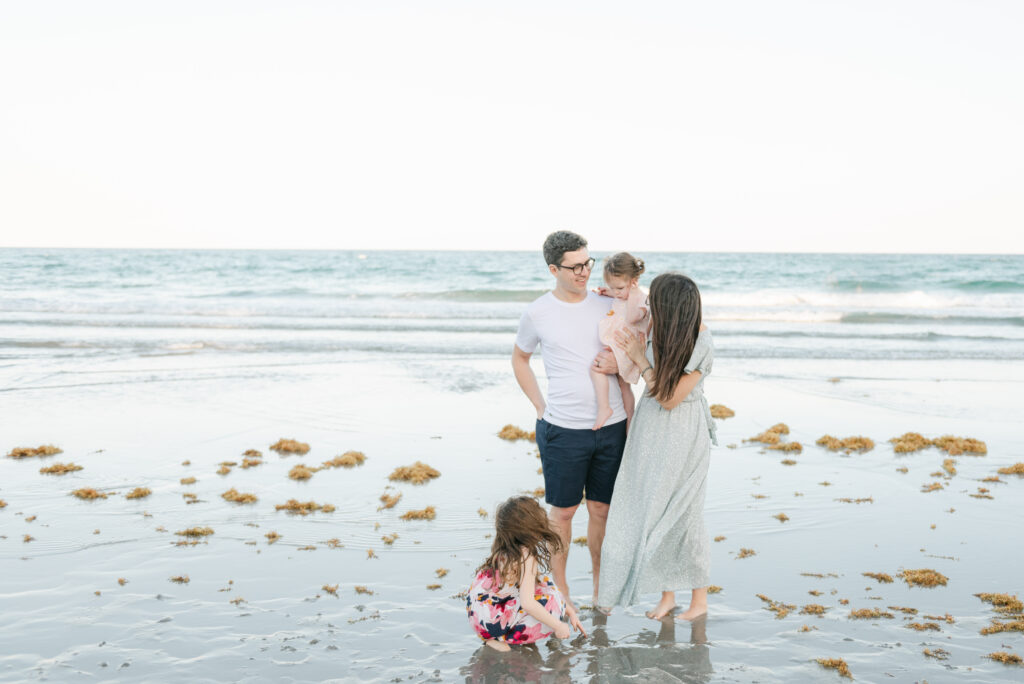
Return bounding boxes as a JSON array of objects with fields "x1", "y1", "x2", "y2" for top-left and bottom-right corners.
[{"x1": 467, "y1": 495, "x2": 585, "y2": 651}]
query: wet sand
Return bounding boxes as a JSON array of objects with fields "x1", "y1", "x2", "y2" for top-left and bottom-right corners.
[{"x1": 2, "y1": 355, "x2": 1023, "y2": 682}]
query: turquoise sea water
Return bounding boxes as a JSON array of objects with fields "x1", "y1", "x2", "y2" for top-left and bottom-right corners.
[{"x1": 2, "y1": 250, "x2": 1022, "y2": 377}]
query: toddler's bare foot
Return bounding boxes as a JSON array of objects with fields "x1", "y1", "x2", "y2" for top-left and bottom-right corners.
[
  {"x1": 645, "y1": 595, "x2": 677, "y2": 620},
  {"x1": 593, "y1": 406, "x2": 614, "y2": 430},
  {"x1": 484, "y1": 639, "x2": 511, "y2": 652},
  {"x1": 675, "y1": 606, "x2": 708, "y2": 622}
]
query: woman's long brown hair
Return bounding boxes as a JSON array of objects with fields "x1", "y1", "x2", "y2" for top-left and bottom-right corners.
[
  {"x1": 477, "y1": 496, "x2": 564, "y2": 586},
  {"x1": 647, "y1": 273, "x2": 703, "y2": 404}
]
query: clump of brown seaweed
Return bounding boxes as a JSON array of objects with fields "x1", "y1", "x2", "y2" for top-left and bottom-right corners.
[
  {"x1": 400, "y1": 506, "x2": 436, "y2": 521},
  {"x1": 986, "y1": 652, "x2": 1023, "y2": 665},
  {"x1": 737, "y1": 548, "x2": 756, "y2": 559},
  {"x1": 222, "y1": 489, "x2": 258, "y2": 504},
  {"x1": 815, "y1": 658, "x2": 852, "y2": 679},
  {"x1": 40, "y1": 462, "x2": 83, "y2": 475},
  {"x1": 900, "y1": 569, "x2": 948, "y2": 588},
  {"x1": 270, "y1": 438, "x2": 310, "y2": 455},
  {"x1": 170, "y1": 575, "x2": 190, "y2": 584},
  {"x1": 709, "y1": 404, "x2": 735, "y2": 419},
  {"x1": 849, "y1": 608, "x2": 894, "y2": 619},
  {"x1": 275, "y1": 499, "x2": 335, "y2": 515},
  {"x1": 498, "y1": 425, "x2": 535, "y2": 441},
  {"x1": 378, "y1": 492, "x2": 402, "y2": 510},
  {"x1": 125, "y1": 487, "x2": 152, "y2": 499},
  {"x1": 906, "y1": 622, "x2": 940, "y2": 631},
  {"x1": 756, "y1": 594, "x2": 795, "y2": 619},
  {"x1": 889, "y1": 432, "x2": 931, "y2": 453},
  {"x1": 288, "y1": 464, "x2": 319, "y2": 480},
  {"x1": 800, "y1": 604, "x2": 827, "y2": 616},
  {"x1": 997, "y1": 463, "x2": 1024, "y2": 476},
  {"x1": 976, "y1": 593, "x2": 1024, "y2": 614},
  {"x1": 265, "y1": 531, "x2": 280, "y2": 544},
  {"x1": 862, "y1": 572, "x2": 893, "y2": 583},
  {"x1": 816, "y1": 435, "x2": 875, "y2": 453},
  {"x1": 388, "y1": 462, "x2": 440, "y2": 484},
  {"x1": 322, "y1": 451, "x2": 367, "y2": 468},
  {"x1": 175, "y1": 527, "x2": 214, "y2": 538},
  {"x1": 72, "y1": 488, "x2": 108, "y2": 500},
  {"x1": 889, "y1": 432, "x2": 986, "y2": 455},
  {"x1": 7, "y1": 445, "x2": 62, "y2": 459}
]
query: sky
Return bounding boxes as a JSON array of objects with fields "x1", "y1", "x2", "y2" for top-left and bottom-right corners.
[{"x1": 1, "y1": 0, "x2": 1022, "y2": 253}]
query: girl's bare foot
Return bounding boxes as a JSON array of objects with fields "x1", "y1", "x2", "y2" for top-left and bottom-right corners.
[
  {"x1": 675, "y1": 605, "x2": 707, "y2": 622},
  {"x1": 645, "y1": 593, "x2": 677, "y2": 620},
  {"x1": 593, "y1": 406, "x2": 614, "y2": 431},
  {"x1": 485, "y1": 639, "x2": 511, "y2": 652}
]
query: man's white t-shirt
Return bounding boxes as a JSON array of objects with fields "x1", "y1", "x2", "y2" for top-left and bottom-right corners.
[{"x1": 515, "y1": 291, "x2": 628, "y2": 430}]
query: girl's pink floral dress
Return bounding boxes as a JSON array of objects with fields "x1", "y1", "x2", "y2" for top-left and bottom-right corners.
[{"x1": 466, "y1": 568, "x2": 566, "y2": 645}]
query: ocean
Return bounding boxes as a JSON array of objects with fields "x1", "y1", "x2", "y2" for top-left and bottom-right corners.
[
  {"x1": 3, "y1": 249, "x2": 1022, "y2": 369},
  {"x1": 2, "y1": 249, "x2": 1023, "y2": 683}
]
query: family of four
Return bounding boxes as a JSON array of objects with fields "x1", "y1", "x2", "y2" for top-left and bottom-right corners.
[{"x1": 466, "y1": 230, "x2": 718, "y2": 650}]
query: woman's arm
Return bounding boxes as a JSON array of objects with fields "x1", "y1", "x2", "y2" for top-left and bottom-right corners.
[
  {"x1": 657, "y1": 325, "x2": 710, "y2": 410},
  {"x1": 657, "y1": 370, "x2": 702, "y2": 411},
  {"x1": 517, "y1": 555, "x2": 571, "y2": 637}
]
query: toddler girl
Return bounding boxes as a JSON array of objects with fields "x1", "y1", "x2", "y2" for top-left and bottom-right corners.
[
  {"x1": 467, "y1": 495, "x2": 584, "y2": 651},
  {"x1": 592, "y1": 252, "x2": 650, "y2": 430}
]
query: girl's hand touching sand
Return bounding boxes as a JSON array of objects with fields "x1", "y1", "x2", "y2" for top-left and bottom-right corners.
[{"x1": 565, "y1": 604, "x2": 588, "y2": 638}]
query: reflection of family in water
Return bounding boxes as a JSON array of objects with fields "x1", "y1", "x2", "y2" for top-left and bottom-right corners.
[
  {"x1": 466, "y1": 231, "x2": 717, "y2": 674},
  {"x1": 463, "y1": 614, "x2": 712, "y2": 683}
]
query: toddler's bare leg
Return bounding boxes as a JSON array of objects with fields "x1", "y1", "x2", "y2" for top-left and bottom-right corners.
[
  {"x1": 617, "y1": 376, "x2": 634, "y2": 429},
  {"x1": 590, "y1": 369, "x2": 613, "y2": 430}
]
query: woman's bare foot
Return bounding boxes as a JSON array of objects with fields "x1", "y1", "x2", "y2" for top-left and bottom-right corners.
[
  {"x1": 484, "y1": 639, "x2": 511, "y2": 652},
  {"x1": 675, "y1": 605, "x2": 707, "y2": 622},
  {"x1": 593, "y1": 406, "x2": 614, "y2": 430},
  {"x1": 645, "y1": 592, "x2": 677, "y2": 620}
]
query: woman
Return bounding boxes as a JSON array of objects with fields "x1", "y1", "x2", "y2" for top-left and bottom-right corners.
[{"x1": 596, "y1": 272, "x2": 717, "y2": 621}]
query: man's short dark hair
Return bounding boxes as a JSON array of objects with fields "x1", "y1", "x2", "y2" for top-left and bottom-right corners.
[{"x1": 542, "y1": 231, "x2": 588, "y2": 266}]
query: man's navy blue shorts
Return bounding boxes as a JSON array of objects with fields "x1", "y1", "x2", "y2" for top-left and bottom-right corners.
[{"x1": 535, "y1": 418, "x2": 627, "y2": 508}]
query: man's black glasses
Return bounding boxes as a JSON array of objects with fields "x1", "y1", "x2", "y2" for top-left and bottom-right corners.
[{"x1": 555, "y1": 258, "x2": 595, "y2": 275}]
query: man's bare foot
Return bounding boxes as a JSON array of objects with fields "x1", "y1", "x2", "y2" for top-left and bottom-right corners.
[
  {"x1": 675, "y1": 606, "x2": 708, "y2": 622},
  {"x1": 593, "y1": 406, "x2": 614, "y2": 431},
  {"x1": 645, "y1": 594, "x2": 677, "y2": 620},
  {"x1": 484, "y1": 639, "x2": 511, "y2": 652}
]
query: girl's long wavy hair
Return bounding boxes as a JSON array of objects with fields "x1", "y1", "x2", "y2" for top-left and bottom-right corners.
[
  {"x1": 647, "y1": 273, "x2": 703, "y2": 404},
  {"x1": 477, "y1": 496, "x2": 564, "y2": 586}
]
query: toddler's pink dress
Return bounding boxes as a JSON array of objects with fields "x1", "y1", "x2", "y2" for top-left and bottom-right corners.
[
  {"x1": 598, "y1": 287, "x2": 650, "y2": 384},
  {"x1": 466, "y1": 568, "x2": 566, "y2": 645}
]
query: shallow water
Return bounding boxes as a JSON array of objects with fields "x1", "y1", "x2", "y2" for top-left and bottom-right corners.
[{"x1": 3, "y1": 352, "x2": 1024, "y2": 683}]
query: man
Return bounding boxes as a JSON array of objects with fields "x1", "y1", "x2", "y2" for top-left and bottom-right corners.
[{"x1": 512, "y1": 230, "x2": 626, "y2": 621}]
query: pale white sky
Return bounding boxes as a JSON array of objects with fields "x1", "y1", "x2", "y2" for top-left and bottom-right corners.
[{"x1": 1, "y1": 1, "x2": 1022, "y2": 253}]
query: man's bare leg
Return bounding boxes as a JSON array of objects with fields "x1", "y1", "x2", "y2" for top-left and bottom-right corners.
[
  {"x1": 585, "y1": 499, "x2": 610, "y2": 604},
  {"x1": 548, "y1": 504, "x2": 578, "y2": 608}
]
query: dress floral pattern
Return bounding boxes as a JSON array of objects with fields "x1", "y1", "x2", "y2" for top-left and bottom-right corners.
[{"x1": 466, "y1": 568, "x2": 566, "y2": 644}]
